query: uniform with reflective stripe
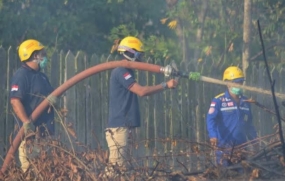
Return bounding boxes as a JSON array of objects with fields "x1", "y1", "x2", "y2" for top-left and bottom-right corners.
[{"x1": 206, "y1": 90, "x2": 257, "y2": 147}]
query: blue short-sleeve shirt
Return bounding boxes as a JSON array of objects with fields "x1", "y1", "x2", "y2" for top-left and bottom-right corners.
[
  {"x1": 10, "y1": 64, "x2": 55, "y2": 135},
  {"x1": 107, "y1": 67, "x2": 140, "y2": 128}
]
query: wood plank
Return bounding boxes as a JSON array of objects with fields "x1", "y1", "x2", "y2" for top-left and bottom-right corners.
[
  {"x1": 153, "y1": 73, "x2": 164, "y2": 155},
  {"x1": 0, "y1": 47, "x2": 7, "y2": 162},
  {"x1": 49, "y1": 51, "x2": 62, "y2": 137},
  {"x1": 63, "y1": 51, "x2": 77, "y2": 146},
  {"x1": 147, "y1": 71, "x2": 155, "y2": 147},
  {"x1": 279, "y1": 67, "x2": 285, "y2": 131},
  {"x1": 50, "y1": 51, "x2": 61, "y2": 88},
  {"x1": 6, "y1": 47, "x2": 16, "y2": 149},
  {"x1": 248, "y1": 63, "x2": 260, "y2": 137},
  {"x1": 136, "y1": 66, "x2": 148, "y2": 164},
  {"x1": 87, "y1": 54, "x2": 103, "y2": 149},
  {"x1": 164, "y1": 80, "x2": 171, "y2": 160},
  {"x1": 75, "y1": 51, "x2": 87, "y2": 145},
  {"x1": 100, "y1": 55, "x2": 109, "y2": 149}
]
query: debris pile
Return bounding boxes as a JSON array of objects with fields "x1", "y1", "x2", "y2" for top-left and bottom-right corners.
[{"x1": 0, "y1": 130, "x2": 284, "y2": 180}]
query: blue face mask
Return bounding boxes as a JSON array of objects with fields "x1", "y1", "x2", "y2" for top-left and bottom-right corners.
[
  {"x1": 230, "y1": 87, "x2": 243, "y2": 95},
  {"x1": 39, "y1": 57, "x2": 48, "y2": 69}
]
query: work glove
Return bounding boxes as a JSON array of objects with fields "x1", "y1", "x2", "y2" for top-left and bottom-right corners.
[
  {"x1": 23, "y1": 121, "x2": 35, "y2": 138},
  {"x1": 47, "y1": 95, "x2": 59, "y2": 107},
  {"x1": 189, "y1": 72, "x2": 201, "y2": 81},
  {"x1": 47, "y1": 95, "x2": 60, "y2": 113},
  {"x1": 210, "y1": 138, "x2": 218, "y2": 147}
]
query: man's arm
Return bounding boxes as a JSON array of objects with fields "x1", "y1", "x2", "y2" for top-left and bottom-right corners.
[
  {"x1": 129, "y1": 79, "x2": 178, "y2": 97},
  {"x1": 206, "y1": 99, "x2": 220, "y2": 146},
  {"x1": 10, "y1": 98, "x2": 30, "y2": 123}
]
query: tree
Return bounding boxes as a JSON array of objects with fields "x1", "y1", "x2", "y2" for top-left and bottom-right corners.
[{"x1": 243, "y1": 0, "x2": 251, "y2": 79}]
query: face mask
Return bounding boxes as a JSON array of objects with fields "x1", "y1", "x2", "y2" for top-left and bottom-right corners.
[
  {"x1": 230, "y1": 87, "x2": 243, "y2": 95},
  {"x1": 39, "y1": 57, "x2": 48, "y2": 69}
]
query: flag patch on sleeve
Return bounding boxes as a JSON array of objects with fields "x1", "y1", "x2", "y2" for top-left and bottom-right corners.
[
  {"x1": 11, "y1": 85, "x2": 19, "y2": 91},
  {"x1": 123, "y1": 72, "x2": 132, "y2": 80},
  {"x1": 210, "y1": 102, "x2": 216, "y2": 107}
]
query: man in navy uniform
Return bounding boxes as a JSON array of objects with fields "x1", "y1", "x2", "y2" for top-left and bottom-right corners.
[
  {"x1": 104, "y1": 36, "x2": 178, "y2": 177},
  {"x1": 10, "y1": 39, "x2": 56, "y2": 172}
]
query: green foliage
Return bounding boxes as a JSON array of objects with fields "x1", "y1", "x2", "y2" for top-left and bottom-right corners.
[
  {"x1": 144, "y1": 35, "x2": 180, "y2": 61},
  {"x1": 250, "y1": 0, "x2": 285, "y2": 62},
  {"x1": 0, "y1": 0, "x2": 285, "y2": 65},
  {"x1": 108, "y1": 24, "x2": 139, "y2": 41}
]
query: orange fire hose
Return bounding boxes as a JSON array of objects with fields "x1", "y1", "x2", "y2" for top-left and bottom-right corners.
[{"x1": 0, "y1": 60, "x2": 165, "y2": 174}]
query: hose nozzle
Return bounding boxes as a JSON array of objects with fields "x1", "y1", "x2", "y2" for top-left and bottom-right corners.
[{"x1": 160, "y1": 65, "x2": 173, "y2": 77}]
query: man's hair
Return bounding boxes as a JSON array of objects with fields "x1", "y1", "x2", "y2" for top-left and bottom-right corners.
[{"x1": 25, "y1": 50, "x2": 40, "y2": 62}]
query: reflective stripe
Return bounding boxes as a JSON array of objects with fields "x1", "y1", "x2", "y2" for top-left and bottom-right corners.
[
  {"x1": 240, "y1": 107, "x2": 250, "y2": 111},
  {"x1": 221, "y1": 106, "x2": 237, "y2": 111}
]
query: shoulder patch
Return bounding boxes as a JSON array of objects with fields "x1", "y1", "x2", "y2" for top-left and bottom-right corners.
[
  {"x1": 215, "y1": 93, "x2": 225, "y2": 99},
  {"x1": 11, "y1": 85, "x2": 19, "y2": 91},
  {"x1": 123, "y1": 72, "x2": 132, "y2": 80}
]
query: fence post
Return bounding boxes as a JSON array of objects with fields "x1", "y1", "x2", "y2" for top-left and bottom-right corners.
[
  {"x1": 0, "y1": 47, "x2": 7, "y2": 161},
  {"x1": 75, "y1": 51, "x2": 87, "y2": 144},
  {"x1": 62, "y1": 51, "x2": 77, "y2": 144}
]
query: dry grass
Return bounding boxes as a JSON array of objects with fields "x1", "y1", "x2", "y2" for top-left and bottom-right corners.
[
  {"x1": 1, "y1": 111, "x2": 285, "y2": 180},
  {"x1": 1, "y1": 134, "x2": 284, "y2": 181}
]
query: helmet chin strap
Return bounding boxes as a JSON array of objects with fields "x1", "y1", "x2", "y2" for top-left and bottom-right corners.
[{"x1": 122, "y1": 52, "x2": 136, "y2": 61}]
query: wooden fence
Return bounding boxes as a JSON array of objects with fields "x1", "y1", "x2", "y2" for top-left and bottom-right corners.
[{"x1": 1, "y1": 46, "x2": 285, "y2": 163}]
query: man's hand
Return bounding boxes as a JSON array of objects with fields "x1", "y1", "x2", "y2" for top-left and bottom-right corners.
[
  {"x1": 166, "y1": 79, "x2": 178, "y2": 89},
  {"x1": 47, "y1": 95, "x2": 59, "y2": 107},
  {"x1": 47, "y1": 95, "x2": 60, "y2": 113},
  {"x1": 23, "y1": 121, "x2": 35, "y2": 137},
  {"x1": 210, "y1": 138, "x2": 218, "y2": 147}
]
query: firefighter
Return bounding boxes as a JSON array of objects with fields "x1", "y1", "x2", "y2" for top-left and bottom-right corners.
[
  {"x1": 206, "y1": 66, "x2": 257, "y2": 166},
  {"x1": 103, "y1": 36, "x2": 178, "y2": 177},
  {"x1": 10, "y1": 39, "x2": 57, "y2": 172}
]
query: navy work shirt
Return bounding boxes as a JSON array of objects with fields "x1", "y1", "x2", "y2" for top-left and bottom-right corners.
[
  {"x1": 206, "y1": 90, "x2": 257, "y2": 147},
  {"x1": 107, "y1": 67, "x2": 140, "y2": 128},
  {"x1": 10, "y1": 63, "x2": 55, "y2": 135}
]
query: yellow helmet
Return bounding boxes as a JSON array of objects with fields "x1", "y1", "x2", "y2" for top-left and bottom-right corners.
[
  {"x1": 117, "y1": 36, "x2": 144, "y2": 52},
  {"x1": 223, "y1": 66, "x2": 244, "y2": 81},
  {"x1": 18, "y1": 39, "x2": 44, "y2": 62}
]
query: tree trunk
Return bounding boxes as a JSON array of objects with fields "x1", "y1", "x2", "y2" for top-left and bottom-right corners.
[
  {"x1": 192, "y1": 1, "x2": 208, "y2": 71},
  {"x1": 243, "y1": 0, "x2": 251, "y2": 79},
  {"x1": 164, "y1": 0, "x2": 186, "y2": 70}
]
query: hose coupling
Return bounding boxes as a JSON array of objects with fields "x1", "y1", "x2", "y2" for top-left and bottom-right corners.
[{"x1": 160, "y1": 65, "x2": 173, "y2": 77}]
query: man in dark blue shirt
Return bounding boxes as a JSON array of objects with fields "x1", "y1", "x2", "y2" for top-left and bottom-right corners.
[
  {"x1": 10, "y1": 39, "x2": 55, "y2": 172},
  {"x1": 104, "y1": 36, "x2": 178, "y2": 178},
  {"x1": 206, "y1": 66, "x2": 257, "y2": 166}
]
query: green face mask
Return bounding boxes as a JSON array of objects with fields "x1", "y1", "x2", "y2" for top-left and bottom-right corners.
[
  {"x1": 230, "y1": 87, "x2": 242, "y2": 95},
  {"x1": 39, "y1": 57, "x2": 48, "y2": 69}
]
